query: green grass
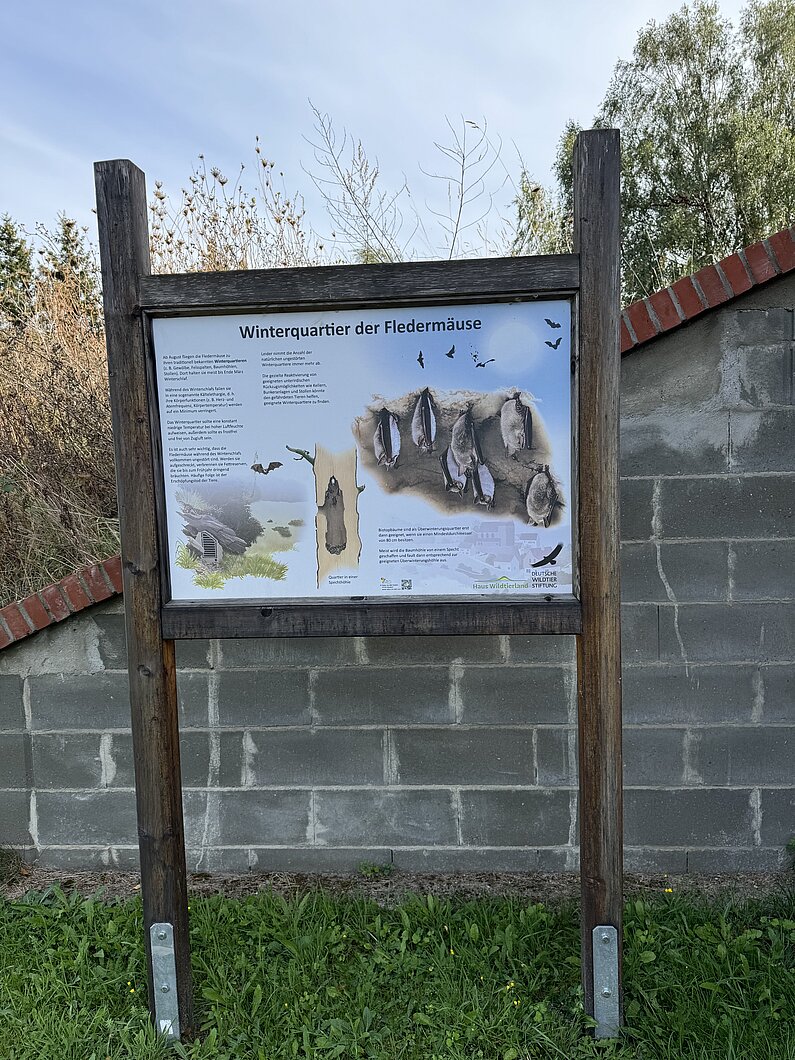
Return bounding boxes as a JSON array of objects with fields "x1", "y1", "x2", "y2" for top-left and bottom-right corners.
[
  {"x1": 0, "y1": 887, "x2": 793, "y2": 1059},
  {"x1": 175, "y1": 544, "x2": 288, "y2": 589}
]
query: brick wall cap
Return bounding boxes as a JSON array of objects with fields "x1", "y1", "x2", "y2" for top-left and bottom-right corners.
[
  {"x1": 0, "y1": 559, "x2": 123, "y2": 651},
  {"x1": 621, "y1": 225, "x2": 795, "y2": 355}
]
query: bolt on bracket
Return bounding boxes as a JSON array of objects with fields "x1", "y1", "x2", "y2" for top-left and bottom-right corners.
[
  {"x1": 150, "y1": 922, "x2": 180, "y2": 1039},
  {"x1": 592, "y1": 925, "x2": 619, "y2": 1038}
]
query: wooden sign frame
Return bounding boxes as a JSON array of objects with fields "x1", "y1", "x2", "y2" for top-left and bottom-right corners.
[{"x1": 95, "y1": 128, "x2": 622, "y2": 1040}]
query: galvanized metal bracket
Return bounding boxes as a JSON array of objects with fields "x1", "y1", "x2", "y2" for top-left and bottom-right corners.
[
  {"x1": 150, "y1": 922, "x2": 180, "y2": 1039},
  {"x1": 592, "y1": 925, "x2": 620, "y2": 1038}
]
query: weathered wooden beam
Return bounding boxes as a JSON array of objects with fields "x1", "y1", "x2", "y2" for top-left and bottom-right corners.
[
  {"x1": 139, "y1": 254, "x2": 579, "y2": 312},
  {"x1": 573, "y1": 129, "x2": 624, "y2": 1024},
  {"x1": 94, "y1": 160, "x2": 193, "y2": 1036},
  {"x1": 161, "y1": 597, "x2": 583, "y2": 639}
]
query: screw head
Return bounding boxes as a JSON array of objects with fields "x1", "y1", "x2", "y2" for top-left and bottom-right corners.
[
  {"x1": 161, "y1": 984, "x2": 170, "y2": 993},
  {"x1": 157, "y1": 930, "x2": 167, "y2": 940},
  {"x1": 601, "y1": 933, "x2": 610, "y2": 943},
  {"x1": 602, "y1": 988, "x2": 612, "y2": 998}
]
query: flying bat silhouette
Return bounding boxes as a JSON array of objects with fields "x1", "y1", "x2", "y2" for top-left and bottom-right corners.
[
  {"x1": 446, "y1": 345, "x2": 455, "y2": 358},
  {"x1": 475, "y1": 358, "x2": 495, "y2": 368},
  {"x1": 417, "y1": 351, "x2": 425, "y2": 368},
  {"x1": 251, "y1": 461, "x2": 283, "y2": 475},
  {"x1": 545, "y1": 318, "x2": 561, "y2": 329},
  {"x1": 532, "y1": 543, "x2": 563, "y2": 567},
  {"x1": 545, "y1": 337, "x2": 562, "y2": 349}
]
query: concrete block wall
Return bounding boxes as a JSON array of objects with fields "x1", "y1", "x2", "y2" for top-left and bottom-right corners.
[{"x1": 0, "y1": 276, "x2": 792, "y2": 873}]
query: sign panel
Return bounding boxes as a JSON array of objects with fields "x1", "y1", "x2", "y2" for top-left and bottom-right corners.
[{"x1": 152, "y1": 298, "x2": 573, "y2": 602}]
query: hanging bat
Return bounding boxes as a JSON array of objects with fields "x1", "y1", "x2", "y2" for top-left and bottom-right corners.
[
  {"x1": 532, "y1": 543, "x2": 563, "y2": 567},
  {"x1": 446, "y1": 345, "x2": 455, "y2": 358},
  {"x1": 475, "y1": 358, "x2": 495, "y2": 368},
  {"x1": 417, "y1": 351, "x2": 425, "y2": 368},
  {"x1": 251, "y1": 461, "x2": 283, "y2": 475},
  {"x1": 545, "y1": 318, "x2": 561, "y2": 329},
  {"x1": 545, "y1": 337, "x2": 562, "y2": 349}
]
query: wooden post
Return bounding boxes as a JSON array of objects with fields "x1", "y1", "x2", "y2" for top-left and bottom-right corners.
[
  {"x1": 95, "y1": 160, "x2": 194, "y2": 1035},
  {"x1": 573, "y1": 130, "x2": 623, "y2": 1022}
]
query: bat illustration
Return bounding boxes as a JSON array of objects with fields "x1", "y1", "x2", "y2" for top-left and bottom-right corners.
[
  {"x1": 319, "y1": 476, "x2": 347, "y2": 555},
  {"x1": 417, "y1": 351, "x2": 425, "y2": 368},
  {"x1": 545, "y1": 318, "x2": 561, "y2": 329},
  {"x1": 446, "y1": 345, "x2": 455, "y2": 358},
  {"x1": 251, "y1": 461, "x2": 283, "y2": 475},
  {"x1": 532, "y1": 543, "x2": 563, "y2": 567},
  {"x1": 475, "y1": 358, "x2": 495, "y2": 368},
  {"x1": 545, "y1": 337, "x2": 562, "y2": 349}
]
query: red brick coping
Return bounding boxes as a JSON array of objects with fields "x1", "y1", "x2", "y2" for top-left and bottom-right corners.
[
  {"x1": 1, "y1": 225, "x2": 793, "y2": 650},
  {"x1": 620, "y1": 226, "x2": 795, "y2": 354},
  {"x1": 0, "y1": 557, "x2": 123, "y2": 650}
]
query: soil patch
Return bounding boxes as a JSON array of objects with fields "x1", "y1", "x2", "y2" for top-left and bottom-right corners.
[{"x1": 2, "y1": 867, "x2": 792, "y2": 905}]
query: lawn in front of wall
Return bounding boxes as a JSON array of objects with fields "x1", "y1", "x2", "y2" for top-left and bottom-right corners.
[{"x1": 0, "y1": 886, "x2": 792, "y2": 1060}]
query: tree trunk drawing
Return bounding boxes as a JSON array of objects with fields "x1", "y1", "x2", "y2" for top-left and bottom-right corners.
[{"x1": 314, "y1": 445, "x2": 362, "y2": 584}]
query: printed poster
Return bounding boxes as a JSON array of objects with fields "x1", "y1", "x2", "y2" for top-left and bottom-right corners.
[{"x1": 151, "y1": 300, "x2": 574, "y2": 601}]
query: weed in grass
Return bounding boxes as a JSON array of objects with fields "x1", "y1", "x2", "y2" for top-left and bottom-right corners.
[{"x1": 1, "y1": 887, "x2": 793, "y2": 1059}]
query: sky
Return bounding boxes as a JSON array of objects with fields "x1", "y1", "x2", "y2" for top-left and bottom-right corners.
[{"x1": 1, "y1": 0, "x2": 747, "y2": 252}]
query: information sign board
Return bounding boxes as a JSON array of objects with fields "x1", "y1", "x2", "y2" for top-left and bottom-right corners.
[{"x1": 152, "y1": 299, "x2": 573, "y2": 604}]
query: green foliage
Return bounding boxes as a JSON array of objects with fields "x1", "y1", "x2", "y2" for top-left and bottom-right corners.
[
  {"x1": 0, "y1": 214, "x2": 33, "y2": 319},
  {"x1": 1, "y1": 888, "x2": 794, "y2": 1058},
  {"x1": 177, "y1": 544, "x2": 289, "y2": 590},
  {"x1": 516, "y1": 0, "x2": 795, "y2": 302},
  {"x1": 36, "y1": 214, "x2": 102, "y2": 325}
]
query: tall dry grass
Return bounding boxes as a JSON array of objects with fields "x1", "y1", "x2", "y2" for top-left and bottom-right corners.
[
  {"x1": 0, "y1": 160, "x2": 319, "y2": 607},
  {"x1": 0, "y1": 254, "x2": 118, "y2": 606}
]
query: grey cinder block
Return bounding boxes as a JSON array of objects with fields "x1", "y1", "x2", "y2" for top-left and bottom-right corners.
[
  {"x1": 621, "y1": 604, "x2": 659, "y2": 663},
  {"x1": 758, "y1": 667, "x2": 794, "y2": 722},
  {"x1": 218, "y1": 637, "x2": 357, "y2": 668},
  {"x1": 0, "y1": 676, "x2": 24, "y2": 730},
  {"x1": 315, "y1": 789, "x2": 457, "y2": 846},
  {"x1": 622, "y1": 729, "x2": 685, "y2": 786},
  {"x1": 729, "y1": 410, "x2": 795, "y2": 472},
  {"x1": 32, "y1": 733, "x2": 133, "y2": 789},
  {"x1": 623, "y1": 665, "x2": 759, "y2": 725},
  {"x1": 313, "y1": 667, "x2": 451, "y2": 725},
  {"x1": 535, "y1": 728, "x2": 574, "y2": 786},
  {"x1": 459, "y1": 789, "x2": 572, "y2": 846},
  {"x1": 506, "y1": 635, "x2": 575, "y2": 664},
  {"x1": 758, "y1": 788, "x2": 795, "y2": 846},
  {"x1": 363, "y1": 635, "x2": 499, "y2": 666},
  {"x1": 0, "y1": 792, "x2": 32, "y2": 844},
  {"x1": 731, "y1": 309, "x2": 793, "y2": 346},
  {"x1": 392, "y1": 728, "x2": 534, "y2": 786},
  {"x1": 36, "y1": 790, "x2": 137, "y2": 845},
  {"x1": 620, "y1": 479, "x2": 655, "y2": 541},
  {"x1": 0, "y1": 733, "x2": 28, "y2": 788},
  {"x1": 216, "y1": 670, "x2": 311, "y2": 727},
  {"x1": 623, "y1": 847, "x2": 688, "y2": 873},
  {"x1": 28, "y1": 674, "x2": 130, "y2": 730},
  {"x1": 624, "y1": 789, "x2": 755, "y2": 847},
  {"x1": 686, "y1": 847, "x2": 787, "y2": 872},
  {"x1": 620, "y1": 412, "x2": 728, "y2": 477},
  {"x1": 393, "y1": 847, "x2": 568, "y2": 872},
  {"x1": 658, "y1": 476, "x2": 793, "y2": 539},
  {"x1": 240, "y1": 729, "x2": 384, "y2": 786},
  {"x1": 694, "y1": 727, "x2": 793, "y2": 786},
  {"x1": 459, "y1": 667, "x2": 569, "y2": 725},
  {"x1": 735, "y1": 344, "x2": 794, "y2": 407},
  {"x1": 658, "y1": 603, "x2": 795, "y2": 663},
  {"x1": 621, "y1": 542, "x2": 729, "y2": 603},
  {"x1": 731, "y1": 541, "x2": 795, "y2": 601}
]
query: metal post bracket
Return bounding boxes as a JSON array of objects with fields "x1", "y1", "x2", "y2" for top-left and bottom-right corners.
[
  {"x1": 592, "y1": 925, "x2": 620, "y2": 1038},
  {"x1": 150, "y1": 922, "x2": 180, "y2": 1039}
]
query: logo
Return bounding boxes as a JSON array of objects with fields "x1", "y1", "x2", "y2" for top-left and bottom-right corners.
[{"x1": 471, "y1": 575, "x2": 531, "y2": 591}]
